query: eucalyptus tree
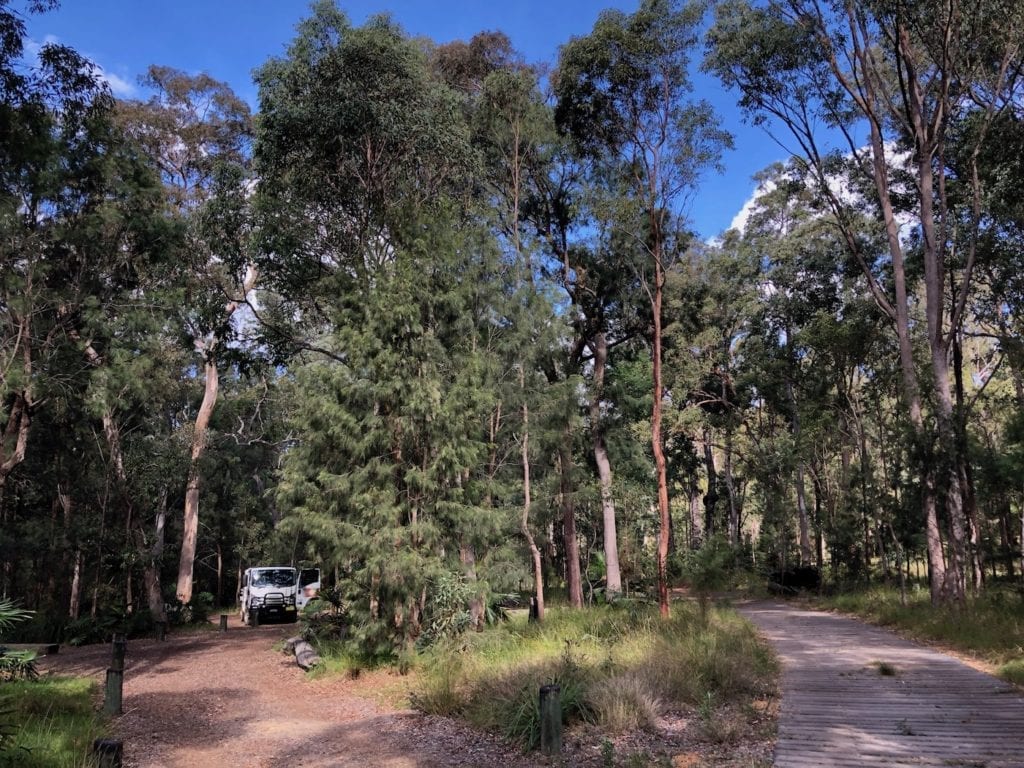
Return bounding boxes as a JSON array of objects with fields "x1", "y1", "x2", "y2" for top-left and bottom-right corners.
[
  {"x1": 0, "y1": 0, "x2": 110, "y2": 510},
  {"x1": 469, "y1": 59, "x2": 559, "y2": 616},
  {"x1": 707, "y1": 0, "x2": 1024, "y2": 603},
  {"x1": 116, "y1": 66, "x2": 254, "y2": 604},
  {"x1": 0, "y1": 1, "x2": 182, "y2": 610},
  {"x1": 555, "y1": 0, "x2": 730, "y2": 616}
]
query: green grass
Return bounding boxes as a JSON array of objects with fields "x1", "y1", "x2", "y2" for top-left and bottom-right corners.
[
  {"x1": 0, "y1": 677, "x2": 107, "y2": 767},
  {"x1": 818, "y1": 585, "x2": 1024, "y2": 679},
  {"x1": 411, "y1": 601, "x2": 777, "y2": 749},
  {"x1": 997, "y1": 658, "x2": 1024, "y2": 686}
]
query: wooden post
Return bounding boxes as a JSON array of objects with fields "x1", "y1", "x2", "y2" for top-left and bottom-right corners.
[
  {"x1": 539, "y1": 684, "x2": 561, "y2": 756},
  {"x1": 103, "y1": 668, "x2": 123, "y2": 715},
  {"x1": 155, "y1": 621, "x2": 166, "y2": 642},
  {"x1": 219, "y1": 613, "x2": 228, "y2": 633},
  {"x1": 111, "y1": 634, "x2": 126, "y2": 672},
  {"x1": 92, "y1": 738, "x2": 123, "y2": 768}
]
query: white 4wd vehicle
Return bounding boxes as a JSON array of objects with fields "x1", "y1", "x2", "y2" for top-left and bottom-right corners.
[{"x1": 239, "y1": 566, "x2": 320, "y2": 625}]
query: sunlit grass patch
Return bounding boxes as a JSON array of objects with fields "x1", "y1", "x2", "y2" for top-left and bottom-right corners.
[
  {"x1": 0, "y1": 676, "x2": 106, "y2": 768},
  {"x1": 821, "y1": 585, "x2": 1024, "y2": 668},
  {"x1": 998, "y1": 658, "x2": 1024, "y2": 686},
  {"x1": 413, "y1": 601, "x2": 777, "y2": 750}
]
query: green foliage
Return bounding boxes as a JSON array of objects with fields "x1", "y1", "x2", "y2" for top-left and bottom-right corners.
[
  {"x1": 299, "y1": 586, "x2": 348, "y2": 644},
  {"x1": 166, "y1": 593, "x2": 214, "y2": 626},
  {"x1": 417, "y1": 572, "x2": 474, "y2": 648},
  {"x1": 0, "y1": 600, "x2": 32, "y2": 637},
  {"x1": 0, "y1": 677, "x2": 106, "y2": 768},
  {"x1": 413, "y1": 603, "x2": 776, "y2": 750},
  {"x1": 0, "y1": 652, "x2": 37, "y2": 682},
  {"x1": 998, "y1": 659, "x2": 1024, "y2": 687},
  {"x1": 62, "y1": 607, "x2": 154, "y2": 646}
]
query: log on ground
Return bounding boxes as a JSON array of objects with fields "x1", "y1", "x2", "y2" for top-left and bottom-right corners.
[{"x1": 294, "y1": 641, "x2": 322, "y2": 670}]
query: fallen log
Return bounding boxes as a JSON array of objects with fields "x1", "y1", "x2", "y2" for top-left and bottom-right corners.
[
  {"x1": 283, "y1": 636, "x2": 303, "y2": 654},
  {"x1": 294, "y1": 640, "x2": 322, "y2": 671}
]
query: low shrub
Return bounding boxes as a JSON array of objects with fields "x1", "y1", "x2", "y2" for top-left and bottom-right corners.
[
  {"x1": 63, "y1": 607, "x2": 154, "y2": 646},
  {"x1": 0, "y1": 651, "x2": 37, "y2": 682},
  {"x1": 999, "y1": 659, "x2": 1024, "y2": 686},
  {"x1": 166, "y1": 592, "x2": 214, "y2": 626}
]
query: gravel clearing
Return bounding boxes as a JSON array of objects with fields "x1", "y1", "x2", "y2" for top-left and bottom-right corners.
[
  {"x1": 39, "y1": 618, "x2": 539, "y2": 767},
  {"x1": 38, "y1": 616, "x2": 774, "y2": 767}
]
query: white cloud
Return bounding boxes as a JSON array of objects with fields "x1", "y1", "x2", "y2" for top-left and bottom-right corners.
[
  {"x1": 728, "y1": 179, "x2": 777, "y2": 235},
  {"x1": 26, "y1": 33, "x2": 137, "y2": 98},
  {"x1": 99, "y1": 70, "x2": 136, "y2": 98}
]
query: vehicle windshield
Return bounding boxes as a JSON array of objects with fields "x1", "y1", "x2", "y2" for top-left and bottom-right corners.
[{"x1": 251, "y1": 569, "x2": 295, "y2": 588}]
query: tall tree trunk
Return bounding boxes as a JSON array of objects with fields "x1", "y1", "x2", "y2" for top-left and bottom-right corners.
[
  {"x1": 785, "y1": 380, "x2": 812, "y2": 565},
  {"x1": 951, "y1": 322, "x2": 984, "y2": 592},
  {"x1": 557, "y1": 435, "x2": 584, "y2": 608},
  {"x1": 811, "y1": 466, "x2": 824, "y2": 571},
  {"x1": 69, "y1": 548, "x2": 82, "y2": 620},
  {"x1": 520, "y1": 395, "x2": 544, "y2": 622},
  {"x1": 142, "y1": 490, "x2": 167, "y2": 622},
  {"x1": 216, "y1": 542, "x2": 224, "y2": 608},
  {"x1": 999, "y1": 501, "x2": 1015, "y2": 580},
  {"x1": 176, "y1": 266, "x2": 256, "y2": 604},
  {"x1": 689, "y1": 472, "x2": 703, "y2": 550},
  {"x1": 651, "y1": 261, "x2": 671, "y2": 619},
  {"x1": 702, "y1": 429, "x2": 718, "y2": 537},
  {"x1": 723, "y1": 426, "x2": 739, "y2": 547},
  {"x1": 589, "y1": 331, "x2": 622, "y2": 597},
  {"x1": 460, "y1": 540, "x2": 483, "y2": 629},
  {"x1": 177, "y1": 358, "x2": 219, "y2": 603}
]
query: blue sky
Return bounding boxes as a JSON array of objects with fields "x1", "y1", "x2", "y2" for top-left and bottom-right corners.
[{"x1": 26, "y1": 0, "x2": 787, "y2": 239}]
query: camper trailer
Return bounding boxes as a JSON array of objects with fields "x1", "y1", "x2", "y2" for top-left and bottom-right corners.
[{"x1": 239, "y1": 566, "x2": 320, "y2": 625}]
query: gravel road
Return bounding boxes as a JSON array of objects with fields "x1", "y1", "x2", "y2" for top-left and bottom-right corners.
[{"x1": 38, "y1": 618, "x2": 538, "y2": 768}]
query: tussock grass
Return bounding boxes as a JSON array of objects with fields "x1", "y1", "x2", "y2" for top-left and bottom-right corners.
[
  {"x1": 820, "y1": 585, "x2": 1024, "y2": 669},
  {"x1": 586, "y1": 674, "x2": 661, "y2": 733},
  {"x1": 998, "y1": 659, "x2": 1024, "y2": 686},
  {"x1": 413, "y1": 601, "x2": 777, "y2": 748},
  {"x1": 0, "y1": 676, "x2": 107, "y2": 767}
]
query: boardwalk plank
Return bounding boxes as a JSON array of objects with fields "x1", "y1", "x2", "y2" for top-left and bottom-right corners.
[{"x1": 738, "y1": 601, "x2": 1024, "y2": 767}]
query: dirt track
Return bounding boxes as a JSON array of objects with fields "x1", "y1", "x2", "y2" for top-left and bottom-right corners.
[{"x1": 39, "y1": 618, "x2": 535, "y2": 768}]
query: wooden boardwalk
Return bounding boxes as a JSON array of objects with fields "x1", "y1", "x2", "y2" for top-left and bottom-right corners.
[{"x1": 738, "y1": 601, "x2": 1024, "y2": 767}]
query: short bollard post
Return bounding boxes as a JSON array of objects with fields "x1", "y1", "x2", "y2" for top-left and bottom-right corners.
[
  {"x1": 219, "y1": 613, "x2": 228, "y2": 633},
  {"x1": 111, "y1": 634, "x2": 126, "y2": 672},
  {"x1": 539, "y1": 683, "x2": 562, "y2": 756},
  {"x1": 92, "y1": 738, "x2": 123, "y2": 768},
  {"x1": 154, "y1": 621, "x2": 166, "y2": 642},
  {"x1": 103, "y1": 668, "x2": 123, "y2": 715}
]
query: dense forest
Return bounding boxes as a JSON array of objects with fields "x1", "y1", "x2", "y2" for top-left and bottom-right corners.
[{"x1": 2, "y1": 0, "x2": 1023, "y2": 652}]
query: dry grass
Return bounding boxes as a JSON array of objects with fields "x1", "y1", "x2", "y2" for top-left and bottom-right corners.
[
  {"x1": 413, "y1": 601, "x2": 778, "y2": 752},
  {"x1": 587, "y1": 673, "x2": 662, "y2": 733}
]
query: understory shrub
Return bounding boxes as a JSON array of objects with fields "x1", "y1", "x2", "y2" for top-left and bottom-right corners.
[
  {"x1": 998, "y1": 659, "x2": 1024, "y2": 686},
  {"x1": 63, "y1": 607, "x2": 154, "y2": 646}
]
